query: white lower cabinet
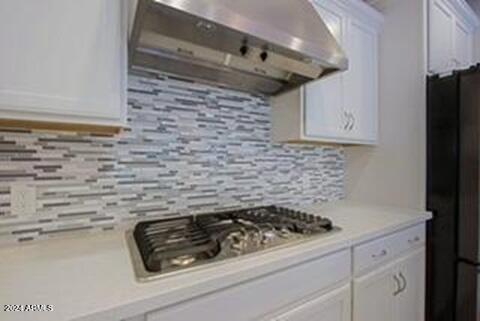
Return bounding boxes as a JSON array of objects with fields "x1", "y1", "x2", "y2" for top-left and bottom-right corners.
[
  {"x1": 145, "y1": 250, "x2": 350, "y2": 321},
  {"x1": 272, "y1": 284, "x2": 351, "y2": 321},
  {"x1": 394, "y1": 248, "x2": 426, "y2": 321},
  {"x1": 127, "y1": 224, "x2": 427, "y2": 321},
  {"x1": 353, "y1": 260, "x2": 396, "y2": 321},
  {"x1": 353, "y1": 242, "x2": 426, "y2": 321}
]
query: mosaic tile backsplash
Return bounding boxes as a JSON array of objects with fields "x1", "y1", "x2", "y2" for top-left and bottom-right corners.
[{"x1": 0, "y1": 71, "x2": 344, "y2": 245}]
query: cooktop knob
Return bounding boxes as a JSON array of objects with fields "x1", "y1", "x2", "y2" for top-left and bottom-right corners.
[
  {"x1": 260, "y1": 51, "x2": 268, "y2": 62},
  {"x1": 239, "y1": 45, "x2": 249, "y2": 56},
  {"x1": 261, "y1": 230, "x2": 277, "y2": 244}
]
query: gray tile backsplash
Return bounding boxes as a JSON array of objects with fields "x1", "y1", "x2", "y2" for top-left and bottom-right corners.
[{"x1": 0, "y1": 71, "x2": 344, "y2": 244}]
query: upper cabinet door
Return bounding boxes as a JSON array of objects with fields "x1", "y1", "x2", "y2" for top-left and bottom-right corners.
[
  {"x1": 0, "y1": 0, "x2": 127, "y2": 128},
  {"x1": 343, "y1": 18, "x2": 379, "y2": 143},
  {"x1": 270, "y1": 0, "x2": 383, "y2": 146},
  {"x1": 304, "y1": 1, "x2": 346, "y2": 139},
  {"x1": 428, "y1": 0, "x2": 478, "y2": 74},
  {"x1": 453, "y1": 18, "x2": 473, "y2": 69},
  {"x1": 429, "y1": 0, "x2": 455, "y2": 73}
]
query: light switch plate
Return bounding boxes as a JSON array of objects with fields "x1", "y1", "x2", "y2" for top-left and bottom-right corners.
[{"x1": 10, "y1": 183, "x2": 36, "y2": 217}]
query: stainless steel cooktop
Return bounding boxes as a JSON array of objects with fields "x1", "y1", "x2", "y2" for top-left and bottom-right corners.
[{"x1": 127, "y1": 206, "x2": 340, "y2": 281}]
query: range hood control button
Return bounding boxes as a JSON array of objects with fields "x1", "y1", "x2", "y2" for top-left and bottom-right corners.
[{"x1": 196, "y1": 20, "x2": 216, "y2": 33}]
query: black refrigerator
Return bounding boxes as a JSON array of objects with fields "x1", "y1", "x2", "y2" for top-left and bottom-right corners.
[{"x1": 427, "y1": 67, "x2": 480, "y2": 321}]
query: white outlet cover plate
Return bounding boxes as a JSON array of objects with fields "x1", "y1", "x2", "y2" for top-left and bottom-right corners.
[{"x1": 10, "y1": 183, "x2": 36, "y2": 217}]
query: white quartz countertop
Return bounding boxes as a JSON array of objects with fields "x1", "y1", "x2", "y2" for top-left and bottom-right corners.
[{"x1": 0, "y1": 202, "x2": 431, "y2": 321}]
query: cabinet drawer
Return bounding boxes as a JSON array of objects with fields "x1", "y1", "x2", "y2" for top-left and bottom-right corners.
[
  {"x1": 146, "y1": 249, "x2": 351, "y2": 321},
  {"x1": 269, "y1": 283, "x2": 351, "y2": 321},
  {"x1": 396, "y1": 224, "x2": 425, "y2": 253},
  {"x1": 353, "y1": 224, "x2": 425, "y2": 275}
]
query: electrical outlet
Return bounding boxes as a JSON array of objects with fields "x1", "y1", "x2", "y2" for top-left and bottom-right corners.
[{"x1": 10, "y1": 183, "x2": 36, "y2": 217}]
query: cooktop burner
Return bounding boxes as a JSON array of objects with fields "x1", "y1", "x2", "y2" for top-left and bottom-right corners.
[{"x1": 127, "y1": 206, "x2": 339, "y2": 280}]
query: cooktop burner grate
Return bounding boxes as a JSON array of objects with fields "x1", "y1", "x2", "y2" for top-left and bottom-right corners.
[
  {"x1": 131, "y1": 206, "x2": 338, "y2": 275},
  {"x1": 134, "y1": 217, "x2": 220, "y2": 272}
]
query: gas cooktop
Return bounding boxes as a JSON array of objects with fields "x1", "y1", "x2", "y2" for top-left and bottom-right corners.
[{"x1": 127, "y1": 206, "x2": 339, "y2": 281}]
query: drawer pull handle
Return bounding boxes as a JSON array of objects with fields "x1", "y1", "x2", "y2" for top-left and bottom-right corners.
[
  {"x1": 408, "y1": 236, "x2": 421, "y2": 244},
  {"x1": 372, "y1": 249, "x2": 387, "y2": 258}
]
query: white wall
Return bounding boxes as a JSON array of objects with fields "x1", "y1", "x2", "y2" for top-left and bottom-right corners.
[
  {"x1": 475, "y1": 31, "x2": 480, "y2": 61},
  {"x1": 345, "y1": 0, "x2": 426, "y2": 209},
  {"x1": 470, "y1": 0, "x2": 480, "y2": 61}
]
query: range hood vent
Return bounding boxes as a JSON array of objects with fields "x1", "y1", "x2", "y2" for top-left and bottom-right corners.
[{"x1": 129, "y1": 0, "x2": 348, "y2": 95}]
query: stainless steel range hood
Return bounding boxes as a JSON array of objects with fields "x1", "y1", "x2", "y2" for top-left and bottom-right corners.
[{"x1": 129, "y1": 0, "x2": 348, "y2": 95}]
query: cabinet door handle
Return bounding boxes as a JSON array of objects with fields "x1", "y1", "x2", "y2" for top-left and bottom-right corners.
[
  {"x1": 393, "y1": 274, "x2": 402, "y2": 296},
  {"x1": 399, "y1": 272, "x2": 407, "y2": 293},
  {"x1": 349, "y1": 113, "x2": 355, "y2": 131},
  {"x1": 371, "y1": 249, "x2": 387, "y2": 259},
  {"x1": 344, "y1": 111, "x2": 350, "y2": 130}
]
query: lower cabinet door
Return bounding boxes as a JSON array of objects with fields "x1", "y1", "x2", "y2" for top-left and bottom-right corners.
[
  {"x1": 353, "y1": 261, "x2": 396, "y2": 321},
  {"x1": 145, "y1": 250, "x2": 350, "y2": 321},
  {"x1": 353, "y1": 247, "x2": 427, "y2": 321},
  {"x1": 273, "y1": 284, "x2": 351, "y2": 321},
  {"x1": 394, "y1": 248, "x2": 426, "y2": 321}
]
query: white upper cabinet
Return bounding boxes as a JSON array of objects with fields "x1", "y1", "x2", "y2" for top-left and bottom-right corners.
[
  {"x1": 271, "y1": 0, "x2": 383, "y2": 145},
  {"x1": 0, "y1": 0, "x2": 127, "y2": 131},
  {"x1": 343, "y1": 18, "x2": 379, "y2": 143},
  {"x1": 453, "y1": 18, "x2": 473, "y2": 69},
  {"x1": 428, "y1": 0, "x2": 478, "y2": 74},
  {"x1": 304, "y1": 2, "x2": 346, "y2": 140},
  {"x1": 429, "y1": 0, "x2": 455, "y2": 73}
]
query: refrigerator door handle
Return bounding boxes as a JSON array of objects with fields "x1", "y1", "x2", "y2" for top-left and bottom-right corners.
[{"x1": 459, "y1": 257, "x2": 480, "y2": 267}]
